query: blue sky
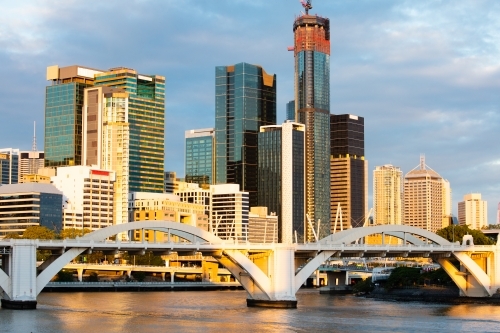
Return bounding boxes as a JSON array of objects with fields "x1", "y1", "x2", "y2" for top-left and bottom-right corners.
[{"x1": 1, "y1": 0, "x2": 499, "y2": 223}]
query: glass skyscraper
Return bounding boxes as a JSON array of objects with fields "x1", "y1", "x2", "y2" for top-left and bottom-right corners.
[
  {"x1": 286, "y1": 100, "x2": 295, "y2": 121},
  {"x1": 94, "y1": 68, "x2": 165, "y2": 193},
  {"x1": 0, "y1": 149, "x2": 19, "y2": 184},
  {"x1": 45, "y1": 65, "x2": 103, "y2": 167},
  {"x1": 293, "y1": 12, "x2": 331, "y2": 240},
  {"x1": 215, "y1": 63, "x2": 276, "y2": 207},
  {"x1": 185, "y1": 128, "x2": 214, "y2": 185},
  {"x1": 258, "y1": 122, "x2": 305, "y2": 243}
]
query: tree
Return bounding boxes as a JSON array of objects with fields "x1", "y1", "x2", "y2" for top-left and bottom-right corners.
[
  {"x1": 3, "y1": 232, "x2": 21, "y2": 239},
  {"x1": 436, "y1": 225, "x2": 494, "y2": 245},
  {"x1": 59, "y1": 228, "x2": 92, "y2": 239},
  {"x1": 56, "y1": 270, "x2": 74, "y2": 282},
  {"x1": 22, "y1": 226, "x2": 56, "y2": 240},
  {"x1": 385, "y1": 267, "x2": 421, "y2": 289},
  {"x1": 353, "y1": 277, "x2": 374, "y2": 293}
]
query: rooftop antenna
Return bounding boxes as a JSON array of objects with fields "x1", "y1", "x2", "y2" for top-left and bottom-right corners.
[
  {"x1": 300, "y1": 0, "x2": 312, "y2": 15},
  {"x1": 420, "y1": 154, "x2": 425, "y2": 170},
  {"x1": 30, "y1": 121, "x2": 38, "y2": 174}
]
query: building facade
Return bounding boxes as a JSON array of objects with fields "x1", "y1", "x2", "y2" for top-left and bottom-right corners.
[
  {"x1": 51, "y1": 166, "x2": 115, "y2": 231},
  {"x1": 19, "y1": 151, "x2": 44, "y2": 179},
  {"x1": 373, "y1": 165, "x2": 402, "y2": 226},
  {"x1": 248, "y1": 207, "x2": 278, "y2": 244},
  {"x1": 93, "y1": 67, "x2": 165, "y2": 193},
  {"x1": 403, "y1": 156, "x2": 451, "y2": 233},
  {"x1": 210, "y1": 184, "x2": 249, "y2": 242},
  {"x1": 286, "y1": 100, "x2": 295, "y2": 121},
  {"x1": 215, "y1": 63, "x2": 276, "y2": 207},
  {"x1": 185, "y1": 128, "x2": 215, "y2": 186},
  {"x1": 82, "y1": 86, "x2": 130, "y2": 226},
  {"x1": 0, "y1": 148, "x2": 19, "y2": 185},
  {"x1": 330, "y1": 114, "x2": 368, "y2": 232},
  {"x1": 0, "y1": 183, "x2": 62, "y2": 238},
  {"x1": 45, "y1": 65, "x2": 103, "y2": 167},
  {"x1": 258, "y1": 122, "x2": 305, "y2": 243},
  {"x1": 293, "y1": 12, "x2": 331, "y2": 240},
  {"x1": 458, "y1": 193, "x2": 488, "y2": 230}
]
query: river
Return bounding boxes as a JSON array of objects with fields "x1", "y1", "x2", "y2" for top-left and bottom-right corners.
[{"x1": 1, "y1": 290, "x2": 500, "y2": 332}]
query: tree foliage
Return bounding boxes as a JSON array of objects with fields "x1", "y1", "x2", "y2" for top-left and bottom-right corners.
[
  {"x1": 436, "y1": 225, "x2": 494, "y2": 245},
  {"x1": 22, "y1": 226, "x2": 56, "y2": 240},
  {"x1": 385, "y1": 267, "x2": 455, "y2": 290},
  {"x1": 3, "y1": 232, "x2": 21, "y2": 239},
  {"x1": 59, "y1": 228, "x2": 92, "y2": 239},
  {"x1": 353, "y1": 277, "x2": 374, "y2": 293},
  {"x1": 56, "y1": 270, "x2": 74, "y2": 282}
]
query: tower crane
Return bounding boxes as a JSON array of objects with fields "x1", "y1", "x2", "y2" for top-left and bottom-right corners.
[{"x1": 300, "y1": 0, "x2": 312, "y2": 14}]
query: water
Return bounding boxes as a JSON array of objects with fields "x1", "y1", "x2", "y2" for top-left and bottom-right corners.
[{"x1": 1, "y1": 290, "x2": 500, "y2": 332}]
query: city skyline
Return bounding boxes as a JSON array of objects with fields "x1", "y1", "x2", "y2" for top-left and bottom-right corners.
[{"x1": 0, "y1": 1, "x2": 499, "y2": 222}]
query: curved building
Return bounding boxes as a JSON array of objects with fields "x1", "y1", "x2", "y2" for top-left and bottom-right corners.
[{"x1": 293, "y1": 12, "x2": 331, "y2": 240}]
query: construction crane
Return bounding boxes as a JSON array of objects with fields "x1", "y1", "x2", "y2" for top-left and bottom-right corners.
[{"x1": 300, "y1": 0, "x2": 312, "y2": 15}]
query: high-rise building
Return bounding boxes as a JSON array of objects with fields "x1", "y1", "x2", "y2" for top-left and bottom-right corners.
[
  {"x1": 258, "y1": 122, "x2": 305, "y2": 243},
  {"x1": 51, "y1": 166, "x2": 115, "y2": 230},
  {"x1": 0, "y1": 148, "x2": 19, "y2": 184},
  {"x1": 373, "y1": 165, "x2": 402, "y2": 226},
  {"x1": 458, "y1": 193, "x2": 488, "y2": 230},
  {"x1": 286, "y1": 100, "x2": 295, "y2": 121},
  {"x1": 403, "y1": 156, "x2": 451, "y2": 233},
  {"x1": 0, "y1": 183, "x2": 62, "y2": 238},
  {"x1": 45, "y1": 65, "x2": 103, "y2": 167},
  {"x1": 210, "y1": 184, "x2": 249, "y2": 242},
  {"x1": 19, "y1": 151, "x2": 44, "y2": 179},
  {"x1": 82, "y1": 86, "x2": 129, "y2": 227},
  {"x1": 93, "y1": 67, "x2": 165, "y2": 193},
  {"x1": 185, "y1": 128, "x2": 215, "y2": 186},
  {"x1": 293, "y1": 10, "x2": 331, "y2": 239},
  {"x1": 215, "y1": 63, "x2": 276, "y2": 207},
  {"x1": 330, "y1": 114, "x2": 368, "y2": 232}
]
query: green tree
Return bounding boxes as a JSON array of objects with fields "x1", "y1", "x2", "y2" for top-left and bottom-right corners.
[
  {"x1": 3, "y1": 232, "x2": 21, "y2": 239},
  {"x1": 436, "y1": 225, "x2": 494, "y2": 245},
  {"x1": 59, "y1": 228, "x2": 92, "y2": 239},
  {"x1": 385, "y1": 267, "x2": 422, "y2": 289},
  {"x1": 87, "y1": 272, "x2": 99, "y2": 282},
  {"x1": 353, "y1": 277, "x2": 374, "y2": 293},
  {"x1": 56, "y1": 270, "x2": 74, "y2": 282},
  {"x1": 22, "y1": 226, "x2": 56, "y2": 240},
  {"x1": 133, "y1": 271, "x2": 146, "y2": 282}
]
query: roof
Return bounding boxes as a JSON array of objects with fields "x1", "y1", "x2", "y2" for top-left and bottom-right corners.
[{"x1": 0, "y1": 183, "x2": 62, "y2": 195}]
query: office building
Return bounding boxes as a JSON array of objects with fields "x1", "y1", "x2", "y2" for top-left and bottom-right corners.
[
  {"x1": 248, "y1": 207, "x2": 278, "y2": 243},
  {"x1": 293, "y1": 10, "x2": 331, "y2": 239},
  {"x1": 45, "y1": 65, "x2": 103, "y2": 167},
  {"x1": 82, "y1": 86, "x2": 129, "y2": 226},
  {"x1": 258, "y1": 122, "x2": 305, "y2": 243},
  {"x1": 175, "y1": 181, "x2": 211, "y2": 217},
  {"x1": 0, "y1": 148, "x2": 19, "y2": 184},
  {"x1": 51, "y1": 166, "x2": 115, "y2": 230},
  {"x1": 0, "y1": 183, "x2": 62, "y2": 238},
  {"x1": 286, "y1": 100, "x2": 295, "y2": 121},
  {"x1": 330, "y1": 114, "x2": 368, "y2": 232},
  {"x1": 210, "y1": 184, "x2": 249, "y2": 242},
  {"x1": 215, "y1": 63, "x2": 276, "y2": 207},
  {"x1": 94, "y1": 67, "x2": 165, "y2": 193},
  {"x1": 20, "y1": 174, "x2": 51, "y2": 184},
  {"x1": 373, "y1": 165, "x2": 402, "y2": 226},
  {"x1": 19, "y1": 151, "x2": 44, "y2": 179},
  {"x1": 458, "y1": 193, "x2": 488, "y2": 230},
  {"x1": 185, "y1": 128, "x2": 215, "y2": 185},
  {"x1": 164, "y1": 171, "x2": 180, "y2": 194},
  {"x1": 403, "y1": 156, "x2": 451, "y2": 233}
]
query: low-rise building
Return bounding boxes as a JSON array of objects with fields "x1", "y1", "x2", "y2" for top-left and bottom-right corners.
[{"x1": 248, "y1": 207, "x2": 278, "y2": 243}]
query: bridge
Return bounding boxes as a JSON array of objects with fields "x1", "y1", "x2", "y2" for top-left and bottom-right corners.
[{"x1": 0, "y1": 221, "x2": 499, "y2": 309}]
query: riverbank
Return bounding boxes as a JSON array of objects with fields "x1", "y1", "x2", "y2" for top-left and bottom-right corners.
[
  {"x1": 365, "y1": 286, "x2": 500, "y2": 304},
  {"x1": 42, "y1": 281, "x2": 243, "y2": 292}
]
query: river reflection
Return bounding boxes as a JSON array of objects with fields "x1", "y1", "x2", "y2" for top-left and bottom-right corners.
[{"x1": 1, "y1": 290, "x2": 500, "y2": 332}]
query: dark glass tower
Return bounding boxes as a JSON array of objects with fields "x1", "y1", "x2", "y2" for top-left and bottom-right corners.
[
  {"x1": 293, "y1": 12, "x2": 331, "y2": 240},
  {"x1": 185, "y1": 128, "x2": 214, "y2": 186},
  {"x1": 258, "y1": 122, "x2": 305, "y2": 243},
  {"x1": 286, "y1": 100, "x2": 295, "y2": 121},
  {"x1": 330, "y1": 114, "x2": 368, "y2": 231},
  {"x1": 215, "y1": 63, "x2": 276, "y2": 207}
]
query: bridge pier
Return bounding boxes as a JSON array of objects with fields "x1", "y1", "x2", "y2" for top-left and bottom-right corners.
[{"x1": 1, "y1": 240, "x2": 37, "y2": 309}]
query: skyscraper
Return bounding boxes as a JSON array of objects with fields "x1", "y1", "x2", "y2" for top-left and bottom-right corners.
[
  {"x1": 373, "y1": 165, "x2": 402, "y2": 226},
  {"x1": 403, "y1": 156, "x2": 451, "y2": 233},
  {"x1": 458, "y1": 193, "x2": 488, "y2": 230},
  {"x1": 293, "y1": 9, "x2": 331, "y2": 239},
  {"x1": 258, "y1": 121, "x2": 305, "y2": 243},
  {"x1": 82, "y1": 86, "x2": 130, "y2": 226},
  {"x1": 0, "y1": 148, "x2": 19, "y2": 184},
  {"x1": 286, "y1": 100, "x2": 295, "y2": 121},
  {"x1": 94, "y1": 67, "x2": 165, "y2": 193},
  {"x1": 45, "y1": 65, "x2": 103, "y2": 167},
  {"x1": 185, "y1": 128, "x2": 215, "y2": 186},
  {"x1": 215, "y1": 63, "x2": 276, "y2": 207},
  {"x1": 330, "y1": 114, "x2": 368, "y2": 232}
]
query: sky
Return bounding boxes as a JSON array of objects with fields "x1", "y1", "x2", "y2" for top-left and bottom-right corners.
[{"x1": 0, "y1": 0, "x2": 499, "y2": 223}]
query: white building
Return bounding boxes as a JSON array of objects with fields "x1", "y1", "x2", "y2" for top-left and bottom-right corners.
[
  {"x1": 210, "y1": 184, "x2": 249, "y2": 242},
  {"x1": 248, "y1": 207, "x2": 278, "y2": 243},
  {"x1": 458, "y1": 193, "x2": 488, "y2": 230},
  {"x1": 19, "y1": 151, "x2": 44, "y2": 179},
  {"x1": 373, "y1": 165, "x2": 402, "y2": 226},
  {"x1": 51, "y1": 166, "x2": 115, "y2": 230}
]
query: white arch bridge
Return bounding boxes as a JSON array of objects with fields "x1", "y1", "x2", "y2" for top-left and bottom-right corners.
[{"x1": 0, "y1": 222, "x2": 499, "y2": 309}]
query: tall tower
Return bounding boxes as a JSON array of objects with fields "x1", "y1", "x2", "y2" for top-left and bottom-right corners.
[
  {"x1": 185, "y1": 128, "x2": 215, "y2": 186},
  {"x1": 215, "y1": 63, "x2": 276, "y2": 207},
  {"x1": 373, "y1": 165, "x2": 402, "y2": 226},
  {"x1": 293, "y1": 4, "x2": 331, "y2": 240},
  {"x1": 458, "y1": 193, "x2": 488, "y2": 230},
  {"x1": 94, "y1": 67, "x2": 165, "y2": 193},
  {"x1": 330, "y1": 114, "x2": 368, "y2": 231}
]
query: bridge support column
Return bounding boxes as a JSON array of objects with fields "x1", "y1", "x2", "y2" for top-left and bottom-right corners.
[
  {"x1": 171, "y1": 272, "x2": 175, "y2": 283},
  {"x1": 77, "y1": 268, "x2": 84, "y2": 282},
  {"x1": 1, "y1": 240, "x2": 37, "y2": 310},
  {"x1": 161, "y1": 272, "x2": 166, "y2": 281}
]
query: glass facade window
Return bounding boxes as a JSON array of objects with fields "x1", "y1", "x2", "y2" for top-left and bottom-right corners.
[
  {"x1": 215, "y1": 63, "x2": 277, "y2": 207},
  {"x1": 286, "y1": 100, "x2": 295, "y2": 121},
  {"x1": 185, "y1": 134, "x2": 214, "y2": 185}
]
